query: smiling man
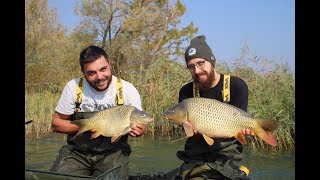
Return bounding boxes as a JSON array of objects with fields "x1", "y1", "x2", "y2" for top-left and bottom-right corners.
[{"x1": 50, "y1": 45, "x2": 145, "y2": 178}]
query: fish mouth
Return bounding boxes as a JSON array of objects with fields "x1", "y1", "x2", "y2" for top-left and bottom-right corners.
[
  {"x1": 163, "y1": 113, "x2": 171, "y2": 121},
  {"x1": 163, "y1": 113, "x2": 184, "y2": 126},
  {"x1": 163, "y1": 110, "x2": 174, "y2": 119}
]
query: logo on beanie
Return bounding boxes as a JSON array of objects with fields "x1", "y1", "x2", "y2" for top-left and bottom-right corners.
[
  {"x1": 188, "y1": 48, "x2": 196, "y2": 56},
  {"x1": 210, "y1": 56, "x2": 215, "y2": 61}
]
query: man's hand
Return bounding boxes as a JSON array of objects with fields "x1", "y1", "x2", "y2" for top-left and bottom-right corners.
[
  {"x1": 129, "y1": 125, "x2": 146, "y2": 137},
  {"x1": 241, "y1": 128, "x2": 255, "y2": 136}
]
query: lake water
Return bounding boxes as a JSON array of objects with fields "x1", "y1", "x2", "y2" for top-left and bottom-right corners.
[{"x1": 25, "y1": 134, "x2": 295, "y2": 179}]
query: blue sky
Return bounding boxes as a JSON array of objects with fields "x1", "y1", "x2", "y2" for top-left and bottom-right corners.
[{"x1": 48, "y1": 0, "x2": 295, "y2": 72}]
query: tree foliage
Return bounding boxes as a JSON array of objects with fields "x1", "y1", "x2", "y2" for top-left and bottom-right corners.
[
  {"x1": 26, "y1": 0, "x2": 74, "y2": 92},
  {"x1": 25, "y1": 0, "x2": 197, "y2": 92},
  {"x1": 73, "y1": 0, "x2": 197, "y2": 75},
  {"x1": 26, "y1": 0, "x2": 92, "y2": 92}
]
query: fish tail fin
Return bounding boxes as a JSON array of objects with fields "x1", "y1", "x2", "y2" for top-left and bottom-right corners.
[{"x1": 255, "y1": 119, "x2": 279, "y2": 147}]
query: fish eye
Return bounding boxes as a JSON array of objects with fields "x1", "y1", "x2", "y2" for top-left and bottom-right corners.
[{"x1": 140, "y1": 113, "x2": 146, "y2": 117}]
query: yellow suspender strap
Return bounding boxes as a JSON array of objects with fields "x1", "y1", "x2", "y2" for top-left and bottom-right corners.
[
  {"x1": 193, "y1": 74, "x2": 230, "y2": 102},
  {"x1": 75, "y1": 77, "x2": 84, "y2": 112},
  {"x1": 116, "y1": 77, "x2": 124, "y2": 105},
  {"x1": 223, "y1": 74, "x2": 230, "y2": 103},
  {"x1": 193, "y1": 81, "x2": 199, "y2": 97},
  {"x1": 239, "y1": 165, "x2": 249, "y2": 176}
]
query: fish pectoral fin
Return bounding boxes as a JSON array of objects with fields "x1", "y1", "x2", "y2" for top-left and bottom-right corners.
[
  {"x1": 236, "y1": 132, "x2": 247, "y2": 144},
  {"x1": 182, "y1": 121, "x2": 194, "y2": 137},
  {"x1": 203, "y1": 134, "x2": 214, "y2": 146},
  {"x1": 111, "y1": 135, "x2": 122, "y2": 143},
  {"x1": 74, "y1": 128, "x2": 88, "y2": 137}
]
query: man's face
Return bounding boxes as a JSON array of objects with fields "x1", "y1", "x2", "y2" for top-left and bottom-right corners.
[
  {"x1": 187, "y1": 58, "x2": 215, "y2": 89},
  {"x1": 82, "y1": 56, "x2": 112, "y2": 91}
]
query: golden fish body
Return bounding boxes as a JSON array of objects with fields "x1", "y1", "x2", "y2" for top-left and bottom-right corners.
[
  {"x1": 164, "y1": 97, "x2": 279, "y2": 146},
  {"x1": 71, "y1": 105, "x2": 153, "y2": 142}
]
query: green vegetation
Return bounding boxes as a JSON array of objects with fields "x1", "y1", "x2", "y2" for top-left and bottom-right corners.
[{"x1": 25, "y1": 0, "x2": 295, "y2": 151}]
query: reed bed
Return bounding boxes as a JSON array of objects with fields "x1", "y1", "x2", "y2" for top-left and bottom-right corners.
[{"x1": 25, "y1": 57, "x2": 294, "y2": 151}]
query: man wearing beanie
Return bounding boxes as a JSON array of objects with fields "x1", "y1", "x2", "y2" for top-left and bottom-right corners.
[{"x1": 165, "y1": 35, "x2": 254, "y2": 179}]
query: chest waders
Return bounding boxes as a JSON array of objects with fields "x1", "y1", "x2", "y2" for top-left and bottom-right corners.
[
  {"x1": 70, "y1": 76, "x2": 129, "y2": 178},
  {"x1": 178, "y1": 74, "x2": 249, "y2": 179}
]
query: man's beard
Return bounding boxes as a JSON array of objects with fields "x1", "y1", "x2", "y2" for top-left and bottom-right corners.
[
  {"x1": 90, "y1": 75, "x2": 112, "y2": 91},
  {"x1": 194, "y1": 70, "x2": 215, "y2": 89}
]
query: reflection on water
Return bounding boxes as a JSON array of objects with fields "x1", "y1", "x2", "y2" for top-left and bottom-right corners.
[
  {"x1": 25, "y1": 134, "x2": 295, "y2": 179},
  {"x1": 242, "y1": 148, "x2": 295, "y2": 179},
  {"x1": 129, "y1": 135, "x2": 185, "y2": 175}
]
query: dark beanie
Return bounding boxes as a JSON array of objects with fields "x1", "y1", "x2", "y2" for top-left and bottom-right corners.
[{"x1": 185, "y1": 35, "x2": 216, "y2": 66}]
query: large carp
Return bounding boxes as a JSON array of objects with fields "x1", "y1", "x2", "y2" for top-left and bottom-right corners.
[
  {"x1": 164, "y1": 97, "x2": 279, "y2": 146},
  {"x1": 71, "y1": 105, "x2": 153, "y2": 143}
]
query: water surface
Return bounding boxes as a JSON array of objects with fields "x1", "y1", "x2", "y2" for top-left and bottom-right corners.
[{"x1": 25, "y1": 134, "x2": 295, "y2": 179}]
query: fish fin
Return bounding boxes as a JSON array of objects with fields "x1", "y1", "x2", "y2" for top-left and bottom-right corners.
[
  {"x1": 203, "y1": 135, "x2": 214, "y2": 146},
  {"x1": 68, "y1": 128, "x2": 87, "y2": 141},
  {"x1": 255, "y1": 119, "x2": 279, "y2": 146},
  {"x1": 74, "y1": 128, "x2": 88, "y2": 137},
  {"x1": 70, "y1": 120, "x2": 90, "y2": 137},
  {"x1": 182, "y1": 121, "x2": 194, "y2": 137},
  {"x1": 90, "y1": 132, "x2": 102, "y2": 139},
  {"x1": 255, "y1": 129, "x2": 277, "y2": 147},
  {"x1": 236, "y1": 132, "x2": 247, "y2": 144},
  {"x1": 111, "y1": 135, "x2": 122, "y2": 143}
]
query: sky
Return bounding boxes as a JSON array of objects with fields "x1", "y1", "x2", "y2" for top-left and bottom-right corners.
[{"x1": 48, "y1": 0, "x2": 295, "y2": 72}]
